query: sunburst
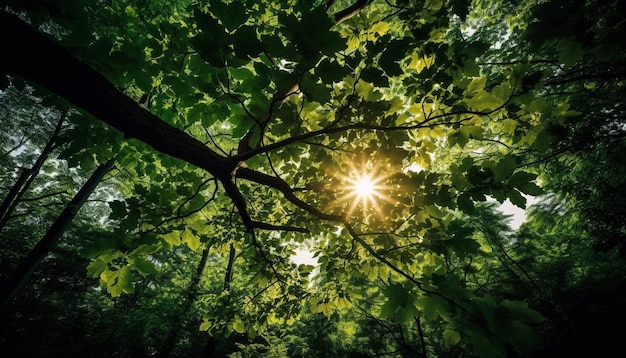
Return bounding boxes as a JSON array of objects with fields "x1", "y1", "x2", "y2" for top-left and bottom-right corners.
[
  {"x1": 347, "y1": 172, "x2": 383, "y2": 208},
  {"x1": 336, "y1": 163, "x2": 395, "y2": 220}
]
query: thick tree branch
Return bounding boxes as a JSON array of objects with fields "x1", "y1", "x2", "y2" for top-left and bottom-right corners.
[
  {"x1": 237, "y1": 168, "x2": 344, "y2": 222},
  {"x1": 0, "y1": 11, "x2": 262, "y2": 231},
  {"x1": 0, "y1": 10, "x2": 234, "y2": 183},
  {"x1": 334, "y1": 0, "x2": 374, "y2": 24}
]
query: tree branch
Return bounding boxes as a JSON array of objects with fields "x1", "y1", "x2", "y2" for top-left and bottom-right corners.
[
  {"x1": 20, "y1": 190, "x2": 69, "y2": 202},
  {"x1": 237, "y1": 167, "x2": 477, "y2": 318},
  {"x1": 251, "y1": 221, "x2": 309, "y2": 233},
  {"x1": 0, "y1": 11, "x2": 269, "y2": 234},
  {"x1": 333, "y1": 0, "x2": 374, "y2": 24},
  {"x1": 0, "y1": 10, "x2": 235, "y2": 182}
]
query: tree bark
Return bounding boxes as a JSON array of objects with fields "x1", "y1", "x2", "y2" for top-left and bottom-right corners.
[{"x1": 0, "y1": 157, "x2": 116, "y2": 316}]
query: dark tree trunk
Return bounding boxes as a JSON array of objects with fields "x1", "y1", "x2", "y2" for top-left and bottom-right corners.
[
  {"x1": 157, "y1": 248, "x2": 210, "y2": 358},
  {"x1": 0, "y1": 157, "x2": 116, "y2": 316},
  {"x1": 0, "y1": 111, "x2": 65, "y2": 231},
  {"x1": 224, "y1": 244, "x2": 236, "y2": 291},
  {"x1": 201, "y1": 337, "x2": 218, "y2": 358}
]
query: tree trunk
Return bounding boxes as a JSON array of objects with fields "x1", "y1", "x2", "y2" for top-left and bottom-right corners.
[
  {"x1": 200, "y1": 244, "x2": 237, "y2": 358},
  {"x1": 0, "y1": 111, "x2": 66, "y2": 231},
  {"x1": 201, "y1": 337, "x2": 218, "y2": 358},
  {"x1": 157, "y1": 247, "x2": 210, "y2": 358},
  {"x1": 0, "y1": 157, "x2": 116, "y2": 316}
]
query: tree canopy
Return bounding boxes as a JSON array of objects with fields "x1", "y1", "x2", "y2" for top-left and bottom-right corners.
[{"x1": 1, "y1": 0, "x2": 625, "y2": 356}]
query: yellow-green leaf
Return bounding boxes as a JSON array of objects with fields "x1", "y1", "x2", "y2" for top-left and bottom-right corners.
[
  {"x1": 502, "y1": 119, "x2": 517, "y2": 134},
  {"x1": 199, "y1": 319, "x2": 211, "y2": 331},
  {"x1": 162, "y1": 231, "x2": 182, "y2": 247},
  {"x1": 183, "y1": 229, "x2": 201, "y2": 250},
  {"x1": 371, "y1": 21, "x2": 389, "y2": 36},
  {"x1": 86, "y1": 258, "x2": 108, "y2": 278},
  {"x1": 233, "y1": 317, "x2": 245, "y2": 333},
  {"x1": 464, "y1": 77, "x2": 486, "y2": 95}
]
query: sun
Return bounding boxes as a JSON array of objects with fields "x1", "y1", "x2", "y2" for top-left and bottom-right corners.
[
  {"x1": 348, "y1": 172, "x2": 382, "y2": 204},
  {"x1": 354, "y1": 176, "x2": 374, "y2": 195},
  {"x1": 337, "y1": 164, "x2": 394, "y2": 220}
]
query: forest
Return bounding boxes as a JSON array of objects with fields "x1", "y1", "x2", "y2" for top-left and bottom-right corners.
[{"x1": 1, "y1": 0, "x2": 625, "y2": 356}]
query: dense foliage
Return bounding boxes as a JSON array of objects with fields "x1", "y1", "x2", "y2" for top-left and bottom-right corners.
[{"x1": 1, "y1": 0, "x2": 625, "y2": 356}]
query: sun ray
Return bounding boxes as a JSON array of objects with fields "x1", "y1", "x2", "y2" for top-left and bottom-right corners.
[{"x1": 333, "y1": 161, "x2": 396, "y2": 221}]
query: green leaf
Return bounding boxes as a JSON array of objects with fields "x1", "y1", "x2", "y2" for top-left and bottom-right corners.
[
  {"x1": 507, "y1": 321, "x2": 542, "y2": 354},
  {"x1": 532, "y1": 129, "x2": 554, "y2": 153},
  {"x1": 194, "y1": 9, "x2": 226, "y2": 39},
  {"x1": 278, "y1": 7, "x2": 339, "y2": 63},
  {"x1": 232, "y1": 317, "x2": 246, "y2": 333},
  {"x1": 500, "y1": 300, "x2": 545, "y2": 324},
  {"x1": 448, "y1": 129, "x2": 469, "y2": 148},
  {"x1": 381, "y1": 283, "x2": 419, "y2": 322},
  {"x1": 416, "y1": 294, "x2": 449, "y2": 320},
  {"x1": 378, "y1": 38, "x2": 411, "y2": 76},
  {"x1": 517, "y1": 182, "x2": 544, "y2": 196},
  {"x1": 192, "y1": 34, "x2": 227, "y2": 67},
  {"x1": 444, "y1": 328, "x2": 461, "y2": 345},
  {"x1": 162, "y1": 231, "x2": 182, "y2": 247},
  {"x1": 199, "y1": 319, "x2": 212, "y2": 332},
  {"x1": 210, "y1": 1, "x2": 248, "y2": 31},
  {"x1": 380, "y1": 301, "x2": 397, "y2": 318},
  {"x1": 132, "y1": 257, "x2": 158, "y2": 276},
  {"x1": 461, "y1": 125, "x2": 483, "y2": 140},
  {"x1": 494, "y1": 154, "x2": 517, "y2": 180},
  {"x1": 464, "y1": 77, "x2": 486, "y2": 95},
  {"x1": 557, "y1": 37, "x2": 583, "y2": 67},
  {"x1": 86, "y1": 258, "x2": 108, "y2": 278},
  {"x1": 300, "y1": 74, "x2": 331, "y2": 103},
  {"x1": 450, "y1": 237, "x2": 481, "y2": 256},
  {"x1": 508, "y1": 189, "x2": 527, "y2": 208},
  {"x1": 395, "y1": 305, "x2": 419, "y2": 324},
  {"x1": 102, "y1": 266, "x2": 135, "y2": 297},
  {"x1": 509, "y1": 171, "x2": 537, "y2": 186},
  {"x1": 108, "y1": 200, "x2": 127, "y2": 220},
  {"x1": 232, "y1": 26, "x2": 263, "y2": 59},
  {"x1": 315, "y1": 58, "x2": 348, "y2": 84},
  {"x1": 457, "y1": 193, "x2": 475, "y2": 213},
  {"x1": 360, "y1": 67, "x2": 389, "y2": 87},
  {"x1": 471, "y1": 332, "x2": 506, "y2": 358}
]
